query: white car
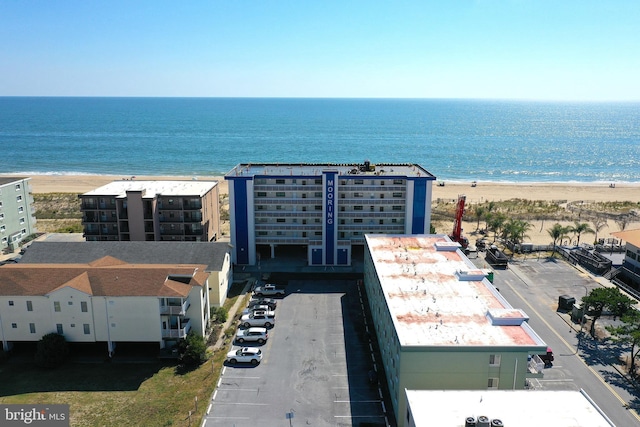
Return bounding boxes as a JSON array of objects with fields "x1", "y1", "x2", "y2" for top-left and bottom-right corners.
[
  {"x1": 235, "y1": 327, "x2": 268, "y2": 344},
  {"x1": 226, "y1": 347, "x2": 263, "y2": 365},
  {"x1": 241, "y1": 305, "x2": 272, "y2": 316},
  {"x1": 240, "y1": 310, "x2": 276, "y2": 328}
]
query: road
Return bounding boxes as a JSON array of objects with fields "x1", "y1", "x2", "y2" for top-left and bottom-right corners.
[{"x1": 476, "y1": 254, "x2": 640, "y2": 426}]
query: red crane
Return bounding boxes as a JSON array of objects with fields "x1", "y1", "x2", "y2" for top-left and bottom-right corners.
[{"x1": 450, "y1": 195, "x2": 469, "y2": 249}]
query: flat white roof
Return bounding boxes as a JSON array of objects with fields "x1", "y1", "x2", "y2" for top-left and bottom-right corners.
[
  {"x1": 406, "y1": 390, "x2": 615, "y2": 427},
  {"x1": 81, "y1": 180, "x2": 217, "y2": 198},
  {"x1": 225, "y1": 163, "x2": 435, "y2": 179},
  {"x1": 365, "y1": 234, "x2": 546, "y2": 349}
]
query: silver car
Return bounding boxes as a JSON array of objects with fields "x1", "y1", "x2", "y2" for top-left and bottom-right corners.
[{"x1": 235, "y1": 327, "x2": 268, "y2": 344}]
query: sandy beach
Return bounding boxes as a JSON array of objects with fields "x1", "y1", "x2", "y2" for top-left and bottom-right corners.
[{"x1": 12, "y1": 174, "x2": 640, "y2": 246}]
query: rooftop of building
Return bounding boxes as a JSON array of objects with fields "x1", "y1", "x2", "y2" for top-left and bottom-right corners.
[
  {"x1": 224, "y1": 162, "x2": 435, "y2": 179},
  {"x1": 80, "y1": 180, "x2": 218, "y2": 198},
  {"x1": 0, "y1": 256, "x2": 208, "y2": 297},
  {"x1": 0, "y1": 176, "x2": 30, "y2": 187},
  {"x1": 612, "y1": 228, "x2": 640, "y2": 248},
  {"x1": 405, "y1": 389, "x2": 614, "y2": 427},
  {"x1": 365, "y1": 234, "x2": 546, "y2": 349},
  {"x1": 20, "y1": 241, "x2": 231, "y2": 271}
]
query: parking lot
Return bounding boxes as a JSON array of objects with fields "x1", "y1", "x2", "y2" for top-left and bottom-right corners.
[{"x1": 205, "y1": 279, "x2": 390, "y2": 427}]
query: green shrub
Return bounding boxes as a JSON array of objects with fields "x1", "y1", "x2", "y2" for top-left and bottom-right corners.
[
  {"x1": 210, "y1": 306, "x2": 228, "y2": 324},
  {"x1": 34, "y1": 333, "x2": 69, "y2": 368}
]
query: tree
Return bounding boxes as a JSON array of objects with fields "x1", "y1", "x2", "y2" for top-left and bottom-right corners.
[
  {"x1": 547, "y1": 223, "x2": 569, "y2": 255},
  {"x1": 570, "y1": 221, "x2": 594, "y2": 246},
  {"x1": 607, "y1": 310, "x2": 640, "y2": 376},
  {"x1": 582, "y1": 287, "x2": 637, "y2": 338},
  {"x1": 34, "y1": 333, "x2": 69, "y2": 368},
  {"x1": 178, "y1": 331, "x2": 207, "y2": 368},
  {"x1": 474, "y1": 206, "x2": 486, "y2": 231},
  {"x1": 487, "y1": 213, "x2": 506, "y2": 242},
  {"x1": 591, "y1": 217, "x2": 608, "y2": 243},
  {"x1": 502, "y1": 219, "x2": 532, "y2": 246}
]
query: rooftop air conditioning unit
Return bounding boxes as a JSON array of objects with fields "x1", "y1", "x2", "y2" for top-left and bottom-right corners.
[
  {"x1": 465, "y1": 417, "x2": 477, "y2": 427},
  {"x1": 477, "y1": 416, "x2": 490, "y2": 427},
  {"x1": 491, "y1": 419, "x2": 504, "y2": 426}
]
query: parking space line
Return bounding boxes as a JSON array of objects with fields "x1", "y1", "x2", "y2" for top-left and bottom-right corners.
[{"x1": 212, "y1": 402, "x2": 269, "y2": 406}]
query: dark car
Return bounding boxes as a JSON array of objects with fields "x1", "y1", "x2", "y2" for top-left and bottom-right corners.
[{"x1": 248, "y1": 298, "x2": 277, "y2": 310}]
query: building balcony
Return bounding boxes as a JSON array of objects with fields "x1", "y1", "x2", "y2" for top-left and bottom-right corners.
[
  {"x1": 81, "y1": 203, "x2": 98, "y2": 210},
  {"x1": 162, "y1": 318, "x2": 192, "y2": 339},
  {"x1": 183, "y1": 201, "x2": 202, "y2": 210},
  {"x1": 160, "y1": 228, "x2": 185, "y2": 235},
  {"x1": 160, "y1": 299, "x2": 190, "y2": 316},
  {"x1": 527, "y1": 354, "x2": 545, "y2": 377}
]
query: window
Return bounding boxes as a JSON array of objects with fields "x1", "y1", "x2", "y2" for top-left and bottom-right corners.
[
  {"x1": 81, "y1": 301, "x2": 88, "y2": 312},
  {"x1": 168, "y1": 199, "x2": 174, "y2": 205},
  {"x1": 314, "y1": 179, "x2": 322, "y2": 184},
  {"x1": 8, "y1": 301, "x2": 14, "y2": 306},
  {"x1": 314, "y1": 231, "x2": 322, "y2": 236},
  {"x1": 21, "y1": 229, "x2": 26, "y2": 235},
  {"x1": 29, "y1": 323, "x2": 36, "y2": 334},
  {"x1": 84, "y1": 324, "x2": 91, "y2": 334},
  {"x1": 314, "y1": 192, "x2": 322, "y2": 197},
  {"x1": 276, "y1": 218, "x2": 286, "y2": 223},
  {"x1": 16, "y1": 195, "x2": 22, "y2": 202},
  {"x1": 0, "y1": 225, "x2": 5, "y2": 232},
  {"x1": 54, "y1": 301, "x2": 61, "y2": 312},
  {"x1": 354, "y1": 179, "x2": 363, "y2": 185},
  {"x1": 275, "y1": 179, "x2": 285, "y2": 184},
  {"x1": 20, "y1": 218, "x2": 25, "y2": 225},
  {"x1": 18, "y1": 206, "x2": 24, "y2": 213},
  {"x1": 314, "y1": 218, "x2": 321, "y2": 223},
  {"x1": 11, "y1": 323, "x2": 17, "y2": 328},
  {"x1": 258, "y1": 231, "x2": 268, "y2": 236},
  {"x1": 379, "y1": 219, "x2": 384, "y2": 225},
  {"x1": 0, "y1": 213, "x2": 3, "y2": 220},
  {"x1": 379, "y1": 207, "x2": 384, "y2": 212},
  {"x1": 354, "y1": 206, "x2": 363, "y2": 211},
  {"x1": 354, "y1": 192, "x2": 363, "y2": 198},
  {"x1": 314, "y1": 205, "x2": 322, "y2": 210},
  {"x1": 276, "y1": 192, "x2": 285, "y2": 197},
  {"x1": 68, "y1": 301, "x2": 73, "y2": 306},
  {"x1": 15, "y1": 184, "x2": 21, "y2": 191},
  {"x1": 302, "y1": 193, "x2": 307, "y2": 198},
  {"x1": 393, "y1": 192, "x2": 403, "y2": 198},
  {"x1": 488, "y1": 378, "x2": 499, "y2": 389},
  {"x1": 392, "y1": 206, "x2": 402, "y2": 211},
  {"x1": 391, "y1": 218, "x2": 398, "y2": 223},
  {"x1": 354, "y1": 219, "x2": 363, "y2": 223},
  {"x1": 489, "y1": 354, "x2": 501, "y2": 366},
  {"x1": 1, "y1": 237, "x2": 6, "y2": 243},
  {"x1": 56, "y1": 324, "x2": 64, "y2": 334},
  {"x1": 26, "y1": 301, "x2": 33, "y2": 311},
  {"x1": 393, "y1": 179, "x2": 403, "y2": 185},
  {"x1": 257, "y1": 192, "x2": 267, "y2": 197}
]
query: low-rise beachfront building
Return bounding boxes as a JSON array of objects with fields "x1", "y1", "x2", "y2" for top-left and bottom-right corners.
[
  {"x1": 405, "y1": 389, "x2": 615, "y2": 427},
  {"x1": 224, "y1": 162, "x2": 435, "y2": 266},
  {"x1": 363, "y1": 234, "x2": 549, "y2": 427},
  {"x1": 612, "y1": 228, "x2": 640, "y2": 291},
  {"x1": 19, "y1": 241, "x2": 232, "y2": 307},
  {"x1": 0, "y1": 177, "x2": 37, "y2": 252},
  {"x1": 0, "y1": 257, "x2": 210, "y2": 355},
  {"x1": 79, "y1": 180, "x2": 220, "y2": 243}
]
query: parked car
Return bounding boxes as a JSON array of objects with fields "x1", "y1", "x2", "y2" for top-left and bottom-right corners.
[
  {"x1": 242, "y1": 305, "x2": 272, "y2": 316},
  {"x1": 226, "y1": 347, "x2": 263, "y2": 365},
  {"x1": 235, "y1": 327, "x2": 268, "y2": 344},
  {"x1": 253, "y1": 284, "x2": 286, "y2": 297},
  {"x1": 248, "y1": 298, "x2": 277, "y2": 310},
  {"x1": 241, "y1": 310, "x2": 275, "y2": 328}
]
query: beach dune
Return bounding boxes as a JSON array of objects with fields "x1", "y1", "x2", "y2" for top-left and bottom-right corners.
[{"x1": 16, "y1": 175, "x2": 640, "y2": 246}]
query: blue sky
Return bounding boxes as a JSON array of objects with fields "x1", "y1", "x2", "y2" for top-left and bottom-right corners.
[{"x1": 1, "y1": 1, "x2": 638, "y2": 100}]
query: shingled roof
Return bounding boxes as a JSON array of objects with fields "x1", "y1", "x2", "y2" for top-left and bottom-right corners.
[
  {"x1": 0, "y1": 257, "x2": 208, "y2": 297},
  {"x1": 20, "y1": 241, "x2": 230, "y2": 271}
]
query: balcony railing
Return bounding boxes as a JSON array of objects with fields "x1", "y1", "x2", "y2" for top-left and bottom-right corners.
[
  {"x1": 161, "y1": 318, "x2": 192, "y2": 339},
  {"x1": 160, "y1": 298, "x2": 190, "y2": 315}
]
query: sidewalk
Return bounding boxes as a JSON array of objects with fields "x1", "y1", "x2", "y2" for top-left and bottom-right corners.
[{"x1": 208, "y1": 278, "x2": 255, "y2": 352}]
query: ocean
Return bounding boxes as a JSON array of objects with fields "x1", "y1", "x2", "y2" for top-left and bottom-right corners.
[{"x1": 1, "y1": 97, "x2": 639, "y2": 183}]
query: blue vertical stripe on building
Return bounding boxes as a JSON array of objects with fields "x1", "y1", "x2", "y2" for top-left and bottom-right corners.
[
  {"x1": 324, "y1": 172, "x2": 336, "y2": 264},
  {"x1": 233, "y1": 179, "x2": 250, "y2": 264},
  {"x1": 411, "y1": 179, "x2": 427, "y2": 234}
]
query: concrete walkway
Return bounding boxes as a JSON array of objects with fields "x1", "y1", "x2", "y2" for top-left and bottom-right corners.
[{"x1": 208, "y1": 279, "x2": 255, "y2": 352}]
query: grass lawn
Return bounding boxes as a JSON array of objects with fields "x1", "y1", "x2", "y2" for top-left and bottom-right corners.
[{"x1": 0, "y1": 282, "x2": 247, "y2": 427}]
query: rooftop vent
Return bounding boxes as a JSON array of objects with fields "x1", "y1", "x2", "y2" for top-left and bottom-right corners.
[
  {"x1": 487, "y1": 308, "x2": 528, "y2": 326},
  {"x1": 456, "y1": 269, "x2": 487, "y2": 281},
  {"x1": 435, "y1": 241, "x2": 461, "y2": 251}
]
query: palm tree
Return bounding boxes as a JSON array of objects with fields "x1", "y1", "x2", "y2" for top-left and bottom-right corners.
[
  {"x1": 547, "y1": 223, "x2": 570, "y2": 255},
  {"x1": 474, "y1": 206, "x2": 486, "y2": 231},
  {"x1": 488, "y1": 213, "x2": 507, "y2": 242},
  {"x1": 570, "y1": 221, "x2": 595, "y2": 246},
  {"x1": 591, "y1": 217, "x2": 608, "y2": 244},
  {"x1": 503, "y1": 219, "x2": 533, "y2": 245}
]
